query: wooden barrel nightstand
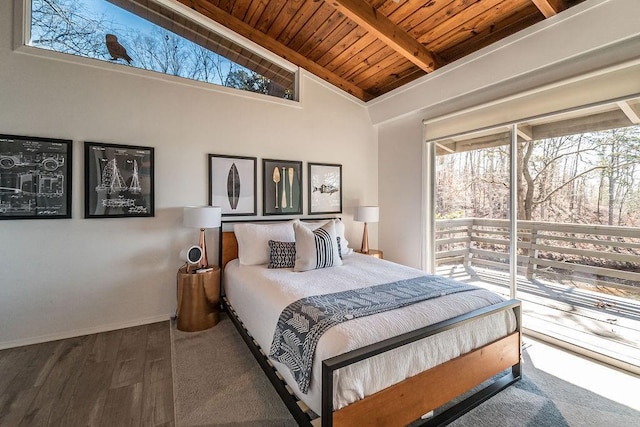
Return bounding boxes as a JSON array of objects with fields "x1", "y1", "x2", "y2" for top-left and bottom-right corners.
[{"x1": 176, "y1": 266, "x2": 220, "y2": 332}]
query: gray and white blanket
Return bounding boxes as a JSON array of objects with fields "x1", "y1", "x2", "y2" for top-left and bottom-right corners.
[{"x1": 268, "y1": 275, "x2": 478, "y2": 393}]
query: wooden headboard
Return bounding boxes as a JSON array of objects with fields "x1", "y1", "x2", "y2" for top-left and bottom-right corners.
[{"x1": 220, "y1": 231, "x2": 238, "y2": 269}]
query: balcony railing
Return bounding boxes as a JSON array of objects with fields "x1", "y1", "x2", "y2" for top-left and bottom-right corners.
[{"x1": 436, "y1": 218, "x2": 640, "y2": 293}]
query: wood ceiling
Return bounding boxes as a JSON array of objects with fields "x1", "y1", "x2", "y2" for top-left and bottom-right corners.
[{"x1": 173, "y1": 0, "x2": 585, "y2": 101}]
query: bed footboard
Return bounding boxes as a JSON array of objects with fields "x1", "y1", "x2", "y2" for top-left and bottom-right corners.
[
  {"x1": 321, "y1": 299, "x2": 521, "y2": 427},
  {"x1": 223, "y1": 295, "x2": 521, "y2": 427}
]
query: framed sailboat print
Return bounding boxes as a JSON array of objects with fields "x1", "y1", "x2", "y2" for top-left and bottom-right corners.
[
  {"x1": 209, "y1": 154, "x2": 257, "y2": 216},
  {"x1": 84, "y1": 142, "x2": 154, "y2": 218}
]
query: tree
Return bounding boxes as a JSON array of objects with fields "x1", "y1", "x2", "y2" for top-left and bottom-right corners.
[{"x1": 29, "y1": 0, "x2": 291, "y2": 99}]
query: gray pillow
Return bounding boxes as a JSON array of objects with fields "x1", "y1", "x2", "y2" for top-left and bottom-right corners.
[{"x1": 268, "y1": 240, "x2": 296, "y2": 269}]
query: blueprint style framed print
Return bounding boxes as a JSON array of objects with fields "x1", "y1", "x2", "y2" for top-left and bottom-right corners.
[
  {"x1": 84, "y1": 142, "x2": 154, "y2": 218},
  {"x1": 0, "y1": 134, "x2": 72, "y2": 220},
  {"x1": 208, "y1": 154, "x2": 257, "y2": 216},
  {"x1": 308, "y1": 163, "x2": 342, "y2": 214}
]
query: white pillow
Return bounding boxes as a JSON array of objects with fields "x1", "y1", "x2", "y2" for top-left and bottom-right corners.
[
  {"x1": 300, "y1": 219, "x2": 353, "y2": 257},
  {"x1": 235, "y1": 221, "x2": 295, "y2": 266},
  {"x1": 293, "y1": 220, "x2": 343, "y2": 272}
]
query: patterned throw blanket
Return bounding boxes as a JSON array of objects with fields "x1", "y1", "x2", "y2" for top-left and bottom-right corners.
[{"x1": 268, "y1": 275, "x2": 478, "y2": 393}]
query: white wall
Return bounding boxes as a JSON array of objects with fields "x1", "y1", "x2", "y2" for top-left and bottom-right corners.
[
  {"x1": 377, "y1": 0, "x2": 640, "y2": 269},
  {"x1": 0, "y1": 1, "x2": 377, "y2": 348}
]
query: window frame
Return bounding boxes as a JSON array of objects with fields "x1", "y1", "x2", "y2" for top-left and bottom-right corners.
[{"x1": 14, "y1": 0, "x2": 300, "y2": 103}]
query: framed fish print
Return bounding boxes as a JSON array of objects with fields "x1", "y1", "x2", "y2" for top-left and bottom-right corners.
[
  {"x1": 209, "y1": 154, "x2": 257, "y2": 216},
  {"x1": 308, "y1": 163, "x2": 342, "y2": 214},
  {"x1": 263, "y1": 159, "x2": 302, "y2": 216},
  {"x1": 84, "y1": 142, "x2": 154, "y2": 218},
  {"x1": 0, "y1": 134, "x2": 72, "y2": 220}
]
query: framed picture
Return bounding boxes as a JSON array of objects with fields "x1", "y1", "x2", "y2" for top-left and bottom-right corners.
[
  {"x1": 308, "y1": 163, "x2": 342, "y2": 214},
  {"x1": 84, "y1": 142, "x2": 154, "y2": 218},
  {"x1": 0, "y1": 134, "x2": 72, "y2": 220},
  {"x1": 209, "y1": 154, "x2": 257, "y2": 216},
  {"x1": 263, "y1": 159, "x2": 302, "y2": 215}
]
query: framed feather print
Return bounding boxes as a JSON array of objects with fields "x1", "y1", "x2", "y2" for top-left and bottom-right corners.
[{"x1": 209, "y1": 154, "x2": 257, "y2": 216}]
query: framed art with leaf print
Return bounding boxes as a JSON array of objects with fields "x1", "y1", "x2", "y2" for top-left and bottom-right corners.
[{"x1": 209, "y1": 154, "x2": 257, "y2": 216}]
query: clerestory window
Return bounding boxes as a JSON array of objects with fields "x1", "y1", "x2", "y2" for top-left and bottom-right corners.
[{"x1": 26, "y1": 0, "x2": 297, "y2": 100}]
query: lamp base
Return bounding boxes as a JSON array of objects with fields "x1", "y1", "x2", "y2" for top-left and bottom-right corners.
[
  {"x1": 199, "y1": 228, "x2": 209, "y2": 268},
  {"x1": 360, "y1": 222, "x2": 369, "y2": 254}
]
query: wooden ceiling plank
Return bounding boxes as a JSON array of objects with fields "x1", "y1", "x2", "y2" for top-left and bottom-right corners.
[
  {"x1": 416, "y1": 0, "x2": 506, "y2": 44},
  {"x1": 335, "y1": 39, "x2": 391, "y2": 79},
  {"x1": 318, "y1": 28, "x2": 371, "y2": 68},
  {"x1": 296, "y1": 11, "x2": 349, "y2": 58},
  {"x1": 265, "y1": 1, "x2": 303, "y2": 39},
  {"x1": 306, "y1": 19, "x2": 360, "y2": 63},
  {"x1": 320, "y1": 0, "x2": 442, "y2": 72},
  {"x1": 229, "y1": 0, "x2": 253, "y2": 21},
  {"x1": 178, "y1": 0, "x2": 373, "y2": 100},
  {"x1": 531, "y1": 0, "x2": 567, "y2": 18},
  {"x1": 216, "y1": 0, "x2": 234, "y2": 14},
  {"x1": 399, "y1": 0, "x2": 465, "y2": 37},
  {"x1": 371, "y1": 67, "x2": 424, "y2": 96},
  {"x1": 245, "y1": 0, "x2": 269, "y2": 27},
  {"x1": 254, "y1": 0, "x2": 288, "y2": 34},
  {"x1": 354, "y1": 55, "x2": 418, "y2": 88},
  {"x1": 273, "y1": 1, "x2": 324, "y2": 45},
  {"x1": 389, "y1": 0, "x2": 453, "y2": 30},
  {"x1": 349, "y1": 50, "x2": 408, "y2": 85},
  {"x1": 439, "y1": 5, "x2": 539, "y2": 62},
  {"x1": 426, "y1": 0, "x2": 532, "y2": 52},
  {"x1": 284, "y1": 4, "x2": 336, "y2": 52}
]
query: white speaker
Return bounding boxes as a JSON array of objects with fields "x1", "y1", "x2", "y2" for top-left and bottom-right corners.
[{"x1": 180, "y1": 245, "x2": 203, "y2": 265}]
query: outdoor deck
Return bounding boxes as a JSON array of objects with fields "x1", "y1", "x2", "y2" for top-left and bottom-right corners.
[{"x1": 437, "y1": 264, "x2": 640, "y2": 373}]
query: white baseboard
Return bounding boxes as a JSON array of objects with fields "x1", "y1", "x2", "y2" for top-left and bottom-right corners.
[{"x1": 0, "y1": 313, "x2": 174, "y2": 350}]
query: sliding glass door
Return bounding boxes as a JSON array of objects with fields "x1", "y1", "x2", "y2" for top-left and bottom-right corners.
[
  {"x1": 429, "y1": 127, "x2": 516, "y2": 299},
  {"x1": 426, "y1": 96, "x2": 640, "y2": 372}
]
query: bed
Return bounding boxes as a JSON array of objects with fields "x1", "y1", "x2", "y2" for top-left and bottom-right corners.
[{"x1": 219, "y1": 219, "x2": 521, "y2": 427}]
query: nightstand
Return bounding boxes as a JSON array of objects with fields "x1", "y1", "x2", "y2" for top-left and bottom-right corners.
[
  {"x1": 355, "y1": 249, "x2": 383, "y2": 259},
  {"x1": 176, "y1": 266, "x2": 220, "y2": 332}
]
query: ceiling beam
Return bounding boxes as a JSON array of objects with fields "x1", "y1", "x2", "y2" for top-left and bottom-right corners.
[
  {"x1": 178, "y1": 0, "x2": 373, "y2": 101},
  {"x1": 517, "y1": 125, "x2": 533, "y2": 141},
  {"x1": 320, "y1": 0, "x2": 442, "y2": 73},
  {"x1": 531, "y1": 0, "x2": 567, "y2": 18},
  {"x1": 617, "y1": 101, "x2": 640, "y2": 124}
]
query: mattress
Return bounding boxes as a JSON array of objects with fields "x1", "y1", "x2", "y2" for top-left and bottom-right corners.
[{"x1": 223, "y1": 253, "x2": 517, "y2": 416}]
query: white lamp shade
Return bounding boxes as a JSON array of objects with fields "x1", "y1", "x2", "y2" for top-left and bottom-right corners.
[
  {"x1": 355, "y1": 206, "x2": 379, "y2": 223},
  {"x1": 183, "y1": 206, "x2": 222, "y2": 229}
]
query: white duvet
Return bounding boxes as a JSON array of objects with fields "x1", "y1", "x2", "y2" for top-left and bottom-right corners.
[{"x1": 223, "y1": 254, "x2": 517, "y2": 416}]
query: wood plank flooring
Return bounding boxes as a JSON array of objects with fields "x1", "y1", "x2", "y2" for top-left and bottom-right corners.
[{"x1": 0, "y1": 321, "x2": 174, "y2": 427}]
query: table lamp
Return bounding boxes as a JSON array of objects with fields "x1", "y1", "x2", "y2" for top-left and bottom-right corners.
[
  {"x1": 183, "y1": 206, "x2": 222, "y2": 269},
  {"x1": 355, "y1": 206, "x2": 379, "y2": 254}
]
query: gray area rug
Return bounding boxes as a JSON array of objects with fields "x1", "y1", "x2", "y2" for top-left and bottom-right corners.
[
  {"x1": 172, "y1": 315, "x2": 639, "y2": 426},
  {"x1": 171, "y1": 314, "x2": 296, "y2": 426}
]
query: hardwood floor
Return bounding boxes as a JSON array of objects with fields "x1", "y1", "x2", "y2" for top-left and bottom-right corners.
[{"x1": 0, "y1": 321, "x2": 174, "y2": 426}]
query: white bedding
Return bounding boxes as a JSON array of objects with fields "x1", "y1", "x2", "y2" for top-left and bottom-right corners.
[{"x1": 223, "y1": 254, "x2": 517, "y2": 415}]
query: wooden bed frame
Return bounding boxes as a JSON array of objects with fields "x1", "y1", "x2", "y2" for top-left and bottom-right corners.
[{"x1": 219, "y1": 223, "x2": 522, "y2": 427}]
